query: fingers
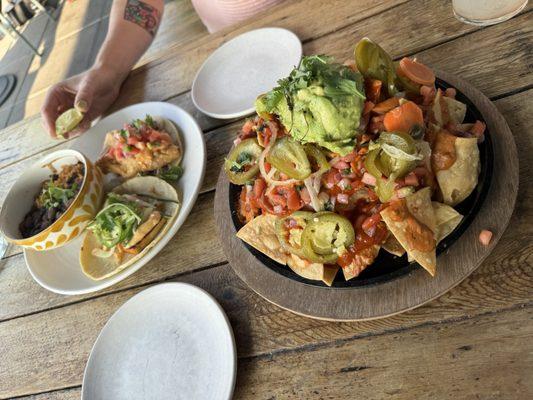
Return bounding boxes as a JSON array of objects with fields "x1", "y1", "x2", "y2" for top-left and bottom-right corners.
[
  {"x1": 41, "y1": 85, "x2": 64, "y2": 138},
  {"x1": 74, "y1": 79, "x2": 94, "y2": 114}
]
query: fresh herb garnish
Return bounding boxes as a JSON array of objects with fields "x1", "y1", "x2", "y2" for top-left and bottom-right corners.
[
  {"x1": 38, "y1": 182, "x2": 79, "y2": 209},
  {"x1": 227, "y1": 152, "x2": 253, "y2": 173},
  {"x1": 265, "y1": 55, "x2": 365, "y2": 113}
]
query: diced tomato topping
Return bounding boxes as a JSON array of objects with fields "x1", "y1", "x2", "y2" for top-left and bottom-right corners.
[
  {"x1": 365, "y1": 78, "x2": 382, "y2": 104},
  {"x1": 479, "y1": 230, "x2": 493, "y2": 246},
  {"x1": 404, "y1": 171, "x2": 419, "y2": 187},
  {"x1": 444, "y1": 88, "x2": 457, "y2": 98},
  {"x1": 471, "y1": 120, "x2": 486, "y2": 138}
]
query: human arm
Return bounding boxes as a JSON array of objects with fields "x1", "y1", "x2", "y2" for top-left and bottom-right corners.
[{"x1": 41, "y1": 0, "x2": 164, "y2": 138}]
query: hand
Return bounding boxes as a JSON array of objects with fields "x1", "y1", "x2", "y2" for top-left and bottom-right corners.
[{"x1": 41, "y1": 65, "x2": 126, "y2": 138}]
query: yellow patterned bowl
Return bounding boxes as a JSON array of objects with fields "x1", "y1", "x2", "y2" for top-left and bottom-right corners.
[{"x1": 0, "y1": 149, "x2": 104, "y2": 251}]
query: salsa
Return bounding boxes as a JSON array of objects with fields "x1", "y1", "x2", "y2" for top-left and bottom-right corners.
[
  {"x1": 19, "y1": 162, "x2": 84, "y2": 238},
  {"x1": 387, "y1": 199, "x2": 434, "y2": 252},
  {"x1": 431, "y1": 130, "x2": 457, "y2": 172}
]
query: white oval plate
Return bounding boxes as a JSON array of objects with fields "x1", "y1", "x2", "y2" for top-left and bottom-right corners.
[
  {"x1": 24, "y1": 102, "x2": 206, "y2": 295},
  {"x1": 191, "y1": 27, "x2": 302, "y2": 119},
  {"x1": 82, "y1": 283, "x2": 236, "y2": 400}
]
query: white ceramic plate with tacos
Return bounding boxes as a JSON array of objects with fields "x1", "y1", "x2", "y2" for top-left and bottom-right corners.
[{"x1": 24, "y1": 102, "x2": 206, "y2": 295}]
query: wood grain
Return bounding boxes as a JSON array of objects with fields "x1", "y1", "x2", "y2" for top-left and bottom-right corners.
[
  {"x1": 5, "y1": 300, "x2": 532, "y2": 399},
  {"x1": 214, "y1": 70, "x2": 519, "y2": 320},
  {"x1": 0, "y1": 2, "x2": 531, "y2": 398}
]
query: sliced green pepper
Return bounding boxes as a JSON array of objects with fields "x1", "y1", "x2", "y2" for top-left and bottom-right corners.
[
  {"x1": 355, "y1": 38, "x2": 397, "y2": 96},
  {"x1": 275, "y1": 211, "x2": 313, "y2": 258},
  {"x1": 376, "y1": 131, "x2": 417, "y2": 178},
  {"x1": 224, "y1": 138, "x2": 262, "y2": 185},
  {"x1": 304, "y1": 144, "x2": 329, "y2": 174},
  {"x1": 301, "y1": 212, "x2": 355, "y2": 263},
  {"x1": 365, "y1": 132, "x2": 420, "y2": 202},
  {"x1": 267, "y1": 137, "x2": 311, "y2": 180}
]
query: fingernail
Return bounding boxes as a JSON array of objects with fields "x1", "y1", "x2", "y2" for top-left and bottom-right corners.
[{"x1": 75, "y1": 100, "x2": 88, "y2": 112}]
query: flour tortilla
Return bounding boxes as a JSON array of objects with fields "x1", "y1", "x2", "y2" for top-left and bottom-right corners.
[
  {"x1": 381, "y1": 187, "x2": 437, "y2": 276},
  {"x1": 237, "y1": 214, "x2": 335, "y2": 285},
  {"x1": 153, "y1": 116, "x2": 183, "y2": 165},
  {"x1": 432, "y1": 201, "x2": 463, "y2": 243},
  {"x1": 81, "y1": 176, "x2": 180, "y2": 280},
  {"x1": 436, "y1": 137, "x2": 480, "y2": 206}
]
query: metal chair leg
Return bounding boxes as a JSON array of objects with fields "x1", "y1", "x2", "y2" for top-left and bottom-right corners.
[
  {"x1": 0, "y1": 13, "x2": 42, "y2": 56},
  {"x1": 29, "y1": 0, "x2": 56, "y2": 22}
]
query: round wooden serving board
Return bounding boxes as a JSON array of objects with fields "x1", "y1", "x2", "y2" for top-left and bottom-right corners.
[{"x1": 214, "y1": 70, "x2": 519, "y2": 321}]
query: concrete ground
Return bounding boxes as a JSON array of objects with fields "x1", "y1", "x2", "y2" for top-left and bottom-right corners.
[{"x1": 0, "y1": 0, "x2": 207, "y2": 130}]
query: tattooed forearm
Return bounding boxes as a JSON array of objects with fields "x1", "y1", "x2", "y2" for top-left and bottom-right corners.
[{"x1": 124, "y1": 0, "x2": 161, "y2": 37}]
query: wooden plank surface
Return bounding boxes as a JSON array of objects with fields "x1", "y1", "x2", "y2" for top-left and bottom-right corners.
[{"x1": 6, "y1": 303, "x2": 532, "y2": 399}]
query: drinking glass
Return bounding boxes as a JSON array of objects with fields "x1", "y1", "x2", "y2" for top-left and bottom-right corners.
[{"x1": 453, "y1": 0, "x2": 528, "y2": 25}]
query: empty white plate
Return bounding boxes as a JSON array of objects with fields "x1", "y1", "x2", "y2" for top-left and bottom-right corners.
[
  {"x1": 24, "y1": 102, "x2": 206, "y2": 295},
  {"x1": 191, "y1": 27, "x2": 302, "y2": 119},
  {"x1": 82, "y1": 283, "x2": 236, "y2": 400}
]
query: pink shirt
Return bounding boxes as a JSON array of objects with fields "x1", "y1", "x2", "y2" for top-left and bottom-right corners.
[{"x1": 191, "y1": 0, "x2": 284, "y2": 33}]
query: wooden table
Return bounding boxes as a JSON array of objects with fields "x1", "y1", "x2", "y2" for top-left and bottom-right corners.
[{"x1": 0, "y1": 1, "x2": 531, "y2": 398}]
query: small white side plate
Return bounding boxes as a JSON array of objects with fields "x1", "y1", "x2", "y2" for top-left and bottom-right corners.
[
  {"x1": 24, "y1": 102, "x2": 206, "y2": 295},
  {"x1": 82, "y1": 283, "x2": 236, "y2": 400},
  {"x1": 192, "y1": 27, "x2": 302, "y2": 119}
]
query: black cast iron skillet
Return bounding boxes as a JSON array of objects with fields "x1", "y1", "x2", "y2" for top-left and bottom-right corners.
[{"x1": 228, "y1": 78, "x2": 493, "y2": 289}]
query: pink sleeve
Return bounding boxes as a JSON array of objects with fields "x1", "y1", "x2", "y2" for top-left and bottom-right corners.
[{"x1": 192, "y1": 0, "x2": 285, "y2": 33}]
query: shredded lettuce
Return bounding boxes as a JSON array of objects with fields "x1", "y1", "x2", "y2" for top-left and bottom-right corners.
[{"x1": 87, "y1": 194, "x2": 142, "y2": 249}]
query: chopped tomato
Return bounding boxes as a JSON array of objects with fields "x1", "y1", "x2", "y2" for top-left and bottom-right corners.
[
  {"x1": 479, "y1": 230, "x2": 493, "y2": 246},
  {"x1": 242, "y1": 120, "x2": 254, "y2": 136},
  {"x1": 471, "y1": 120, "x2": 486, "y2": 138},
  {"x1": 126, "y1": 136, "x2": 140, "y2": 146},
  {"x1": 363, "y1": 101, "x2": 375, "y2": 115},
  {"x1": 399, "y1": 57, "x2": 435, "y2": 86},
  {"x1": 404, "y1": 171, "x2": 419, "y2": 187},
  {"x1": 365, "y1": 78, "x2": 382, "y2": 104},
  {"x1": 444, "y1": 88, "x2": 457, "y2": 98},
  {"x1": 383, "y1": 101, "x2": 424, "y2": 133},
  {"x1": 420, "y1": 85, "x2": 436, "y2": 106}
]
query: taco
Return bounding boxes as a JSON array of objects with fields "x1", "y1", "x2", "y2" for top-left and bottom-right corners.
[
  {"x1": 433, "y1": 133, "x2": 480, "y2": 206},
  {"x1": 96, "y1": 115, "x2": 183, "y2": 181},
  {"x1": 381, "y1": 187, "x2": 437, "y2": 276},
  {"x1": 236, "y1": 214, "x2": 336, "y2": 286},
  {"x1": 80, "y1": 176, "x2": 180, "y2": 280},
  {"x1": 432, "y1": 201, "x2": 463, "y2": 243}
]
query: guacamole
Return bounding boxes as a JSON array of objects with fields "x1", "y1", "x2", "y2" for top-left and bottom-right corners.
[{"x1": 256, "y1": 55, "x2": 365, "y2": 155}]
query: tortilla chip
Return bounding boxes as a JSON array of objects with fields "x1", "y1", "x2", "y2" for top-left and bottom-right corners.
[
  {"x1": 322, "y1": 266, "x2": 339, "y2": 286},
  {"x1": 431, "y1": 90, "x2": 466, "y2": 127},
  {"x1": 287, "y1": 253, "x2": 326, "y2": 281},
  {"x1": 341, "y1": 244, "x2": 380, "y2": 280},
  {"x1": 238, "y1": 215, "x2": 339, "y2": 285},
  {"x1": 436, "y1": 137, "x2": 480, "y2": 206},
  {"x1": 381, "y1": 187, "x2": 437, "y2": 276},
  {"x1": 432, "y1": 202, "x2": 463, "y2": 243},
  {"x1": 382, "y1": 233, "x2": 406, "y2": 257},
  {"x1": 444, "y1": 97, "x2": 467, "y2": 125},
  {"x1": 236, "y1": 214, "x2": 288, "y2": 265}
]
